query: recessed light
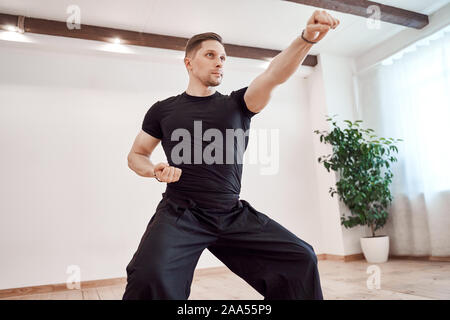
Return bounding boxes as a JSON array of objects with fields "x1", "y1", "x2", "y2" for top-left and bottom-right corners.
[{"x1": 6, "y1": 25, "x2": 18, "y2": 32}]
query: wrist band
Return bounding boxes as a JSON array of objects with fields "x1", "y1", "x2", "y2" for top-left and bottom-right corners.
[{"x1": 301, "y1": 29, "x2": 317, "y2": 44}]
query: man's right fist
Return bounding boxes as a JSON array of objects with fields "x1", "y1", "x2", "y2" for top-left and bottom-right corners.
[
  {"x1": 153, "y1": 163, "x2": 182, "y2": 183},
  {"x1": 303, "y1": 10, "x2": 339, "y2": 43}
]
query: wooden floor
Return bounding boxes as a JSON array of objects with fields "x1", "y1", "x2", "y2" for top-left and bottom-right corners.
[{"x1": 2, "y1": 259, "x2": 449, "y2": 300}]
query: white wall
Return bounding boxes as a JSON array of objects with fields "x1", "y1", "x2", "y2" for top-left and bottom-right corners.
[
  {"x1": 0, "y1": 32, "x2": 322, "y2": 290},
  {"x1": 320, "y1": 53, "x2": 372, "y2": 254},
  {"x1": 306, "y1": 53, "x2": 373, "y2": 256},
  {"x1": 305, "y1": 55, "x2": 344, "y2": 256}
]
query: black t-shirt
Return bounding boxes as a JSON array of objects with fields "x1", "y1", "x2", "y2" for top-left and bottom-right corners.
[{"x1": 142, "y1": 86, "x2": 258, "y2": 205}]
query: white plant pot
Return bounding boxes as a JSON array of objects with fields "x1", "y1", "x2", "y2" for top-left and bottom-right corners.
[{"x1": 360, "y1": 235, "x2": 389, "y2": 263}]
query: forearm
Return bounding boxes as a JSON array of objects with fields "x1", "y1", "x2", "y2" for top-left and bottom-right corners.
[
  {"x1": 128, "y1": 153, "x2": 156, "y2": 178},
  {"x1": 266, "y1": 36, "x2": 313, "y2": 85}
]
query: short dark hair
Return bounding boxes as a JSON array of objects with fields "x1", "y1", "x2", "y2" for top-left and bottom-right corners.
[{"x1": 184, "y1": 32, "x2": 223, "y2": 59}]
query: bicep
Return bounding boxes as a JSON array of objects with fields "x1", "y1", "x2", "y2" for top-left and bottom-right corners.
[
  {"x1": 244, "y1": 70, "x2": 277, "y2": 113},
  {"x1": 129, "y1": 130, "x2": 161, "y2": 158}
]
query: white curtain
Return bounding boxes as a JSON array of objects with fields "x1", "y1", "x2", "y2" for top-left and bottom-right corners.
[{"x1": 356, "y1": 25, "x2": 450, "y2": 257}]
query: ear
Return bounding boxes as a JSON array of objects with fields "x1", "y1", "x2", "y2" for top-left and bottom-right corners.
[{"x1": 184, "y1": 57, "x2": 192, "y2": 72}]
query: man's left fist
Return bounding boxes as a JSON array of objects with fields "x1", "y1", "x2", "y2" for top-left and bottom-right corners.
[{"x1": 303, "y1": 10, "x2": 340, "y2": 43}]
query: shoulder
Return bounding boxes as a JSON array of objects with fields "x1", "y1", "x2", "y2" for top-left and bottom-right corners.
[
  {"x1": 158, "y1": 94, "x2": 180, "y2": 106},
  {"x1": 148, "y1": 94, "x2": 182, "y2": 112},
  {"x1": 227, "y1": 86, "x2": 258, "y2": 119},
  {"x1": 228, "y1": 86, "x2": 248, "y2": 99}
]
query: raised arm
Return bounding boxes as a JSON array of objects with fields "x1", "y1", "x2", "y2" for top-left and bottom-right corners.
[{"x1": 244, "y1": 10, "x2": 340, "y2": 114}]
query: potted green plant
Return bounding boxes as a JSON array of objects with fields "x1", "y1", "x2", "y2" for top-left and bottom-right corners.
[{"x1": 314, "y1": 115, "x2": 402, "y2": 263}]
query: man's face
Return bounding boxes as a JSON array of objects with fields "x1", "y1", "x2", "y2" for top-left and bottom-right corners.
[{"x1": 185, "y1": 40, "x2": 226, "y2": 87}]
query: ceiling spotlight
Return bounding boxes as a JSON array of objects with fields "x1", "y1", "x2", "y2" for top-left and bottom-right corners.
[
  {"x1": 113, "y1": 38, "x2": 121, "y2": 44},
  {"x1": 6, "y1": 25, "x2": 18, "y2": 32}
]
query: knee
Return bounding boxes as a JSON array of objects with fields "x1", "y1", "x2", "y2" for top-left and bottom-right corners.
[
  {"x1": 278, "y1": 243, "x2": 319, "y2": 280},
  {"x1": 126, "y1": 261, "x2": 165, "y2": 286},
  {"x1": 309, "y1": 246, "x2": 318, "y2": 264},
  {"x1": 123, "y1": 263, "x2": 166, "y2": 300},
  {"x1": 296, "y1": 242, "x2": 318, "y2": 266},
  {"x1": 309, "y1": 248, "x2": 319, "y2": 265}
]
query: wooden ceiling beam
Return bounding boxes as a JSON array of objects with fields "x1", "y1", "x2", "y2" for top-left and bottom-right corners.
[
  {"x1": 0, "y1": 12, "x2": 318, "y2": 66},
  {"x1": 283, "y1": 0, "x2": 429, "y2": 29}
]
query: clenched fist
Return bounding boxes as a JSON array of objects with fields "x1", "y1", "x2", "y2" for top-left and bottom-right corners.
[
  {"x1": 153, "y1": 162, "x2": 182, "y2": 183},
  {"x1": 303, "y1": 10, "x2": 340, "y2": 43}
]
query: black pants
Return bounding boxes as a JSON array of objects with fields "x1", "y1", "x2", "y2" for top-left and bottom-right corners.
[{"x1": 122, "y1": 190, "x2": 323, "y2": 300}]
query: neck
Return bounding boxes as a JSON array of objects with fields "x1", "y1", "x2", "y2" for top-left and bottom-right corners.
[{"x1": 185, "y1": 79, "x2": 217, "y2": 97}]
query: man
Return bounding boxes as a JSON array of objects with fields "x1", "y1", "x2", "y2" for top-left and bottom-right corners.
[{"x1": 123, "y1": 10, "x2": 339, "y2": 300}]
